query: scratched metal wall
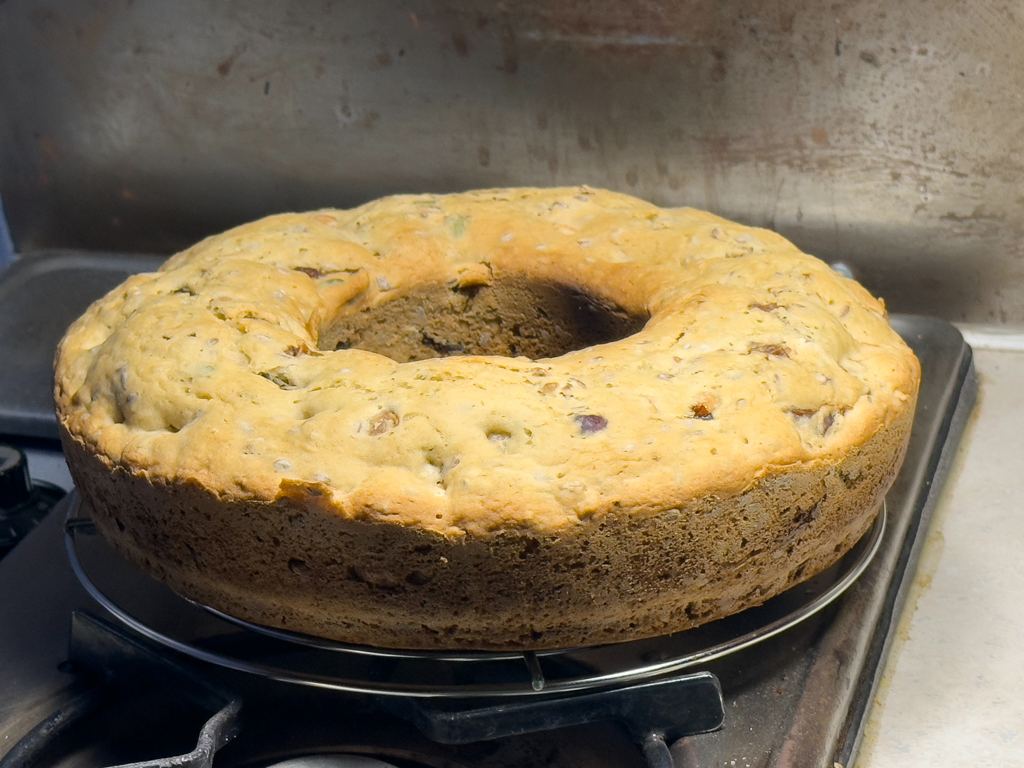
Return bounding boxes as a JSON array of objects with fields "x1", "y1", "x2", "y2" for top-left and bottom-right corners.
[{"x1": 1, "y1": 1, "x2": 1021, "y2": 322}]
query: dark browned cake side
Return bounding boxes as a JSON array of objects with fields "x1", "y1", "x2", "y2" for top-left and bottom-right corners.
[{"x1": 62, "y1": 403, "x2": 908, "y2": 650}]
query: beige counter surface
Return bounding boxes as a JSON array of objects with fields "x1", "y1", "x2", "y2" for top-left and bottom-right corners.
[{"x1": 858, "y1": 340, "x2": 1024, "y2": 767}]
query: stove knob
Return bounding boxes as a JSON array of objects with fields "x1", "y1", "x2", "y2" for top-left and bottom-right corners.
[{"x1": 0, "y1": 444, "x2": 32, "y2": 511}]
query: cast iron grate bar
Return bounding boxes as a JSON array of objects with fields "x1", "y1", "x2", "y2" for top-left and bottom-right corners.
[
  {"x1": 0, "y1": 612, "x2": 241, "y2": 768},
  {"x1": 379, "y1": 670, "x2": 724, "y2": 766}
]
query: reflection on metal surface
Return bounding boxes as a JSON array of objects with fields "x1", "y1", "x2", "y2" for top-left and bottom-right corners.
[
  {"x1": 0, "y1": 198, "x2": 13, "y2": 268},
  {"x1": 268, "y1": 757, "x2": 399, "y2": 768},
  {"x1": 954, "y1": 323, "x2": 1024, "y2": 352}
]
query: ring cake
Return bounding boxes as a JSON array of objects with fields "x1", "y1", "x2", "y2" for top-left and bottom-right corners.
[{"x1": 55, "y1": 187, "x2": 920, "y2": 650}]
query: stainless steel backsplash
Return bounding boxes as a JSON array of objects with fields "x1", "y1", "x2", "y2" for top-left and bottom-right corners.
[{"x1": 1, "y1": 0, "x2": 1020, "y2": 322}]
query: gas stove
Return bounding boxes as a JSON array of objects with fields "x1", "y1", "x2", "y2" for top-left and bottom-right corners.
[{"x1": 0, "y1": 253, "x2": 975, "y2": 768}]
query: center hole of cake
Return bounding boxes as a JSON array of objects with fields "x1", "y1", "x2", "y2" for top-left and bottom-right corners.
[{"x1": 317, "y1": 276, "x2": 649, "y2": 363}]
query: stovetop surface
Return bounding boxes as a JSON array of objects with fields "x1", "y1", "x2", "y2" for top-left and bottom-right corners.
[{"x1": 0, "y1": 314, "x2": 975, "y2": 768}]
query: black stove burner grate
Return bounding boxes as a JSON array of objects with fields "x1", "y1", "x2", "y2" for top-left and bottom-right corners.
[
  {"x1": 0, "y1": 612, "x2": 240, "y2": 768},
  {"x1": 1, "y1": 612, "x2": 718, "y2": 768}
]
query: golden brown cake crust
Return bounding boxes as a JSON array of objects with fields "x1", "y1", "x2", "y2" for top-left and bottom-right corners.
[{"x1": 54, "y1": 187, "x2": 920, "y2": 650}]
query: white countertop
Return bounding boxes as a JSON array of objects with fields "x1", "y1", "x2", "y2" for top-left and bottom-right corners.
[{"x1": 857, "y1": 343, "x2": 1024, "y2": 767}]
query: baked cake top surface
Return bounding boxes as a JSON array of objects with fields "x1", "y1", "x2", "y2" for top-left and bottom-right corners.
[{"x1": 54, "y1": 187, "x2": 920, "y2": 536}]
